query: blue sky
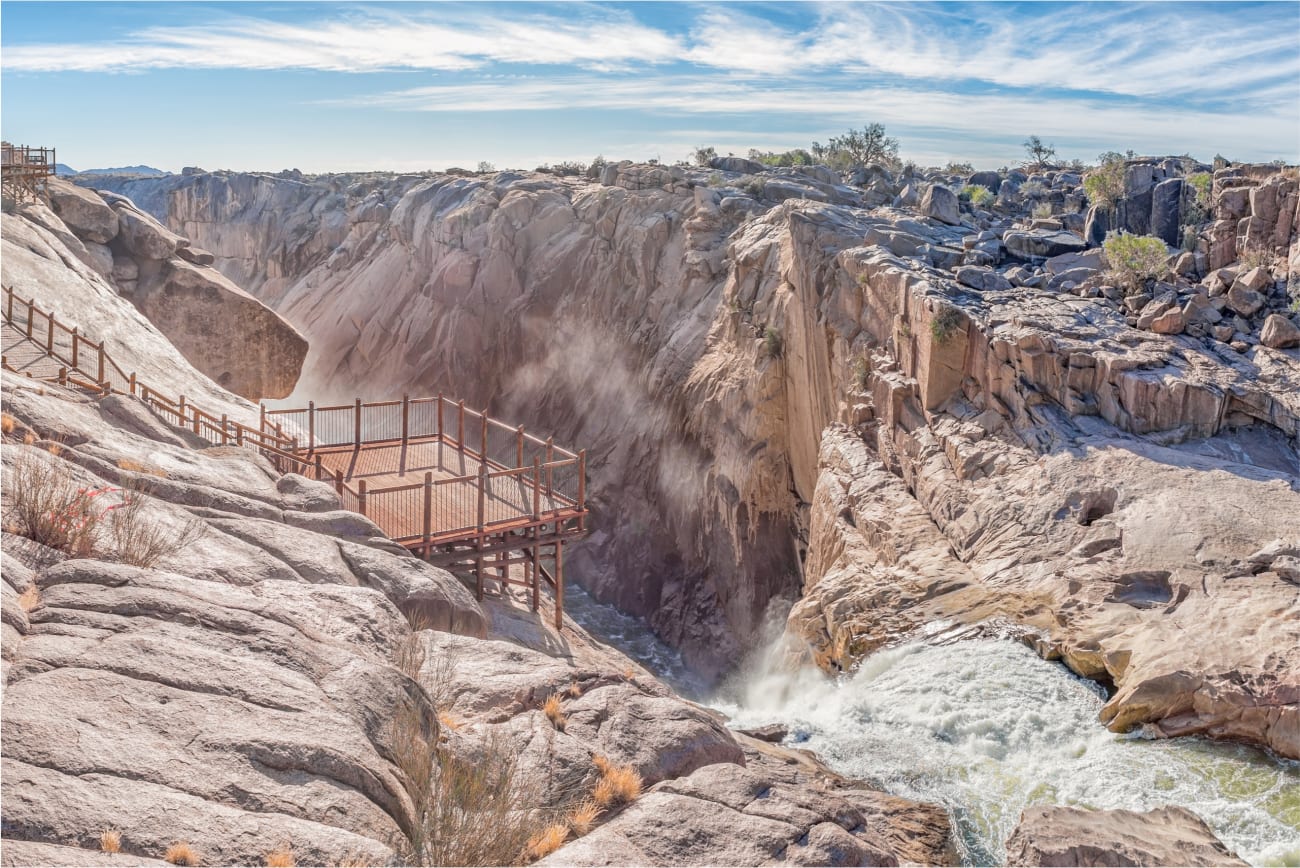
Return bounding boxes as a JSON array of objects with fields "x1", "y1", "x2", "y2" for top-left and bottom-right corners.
[{"x1": 3, "y1": 1, "x2": 1298, "y2": 173}]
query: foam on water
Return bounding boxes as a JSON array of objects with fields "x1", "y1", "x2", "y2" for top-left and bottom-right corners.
[
  {"x1": 715, "y1": 639, "x2": 1300, "y2": 866},
  {"x1": 564, "y1": 593, "x2": 1299, "y2": 865}
]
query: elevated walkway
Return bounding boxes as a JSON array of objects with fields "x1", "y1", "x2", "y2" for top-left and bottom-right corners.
[{"x1": 1, "y1": 285, "x2": 586, "y2": 627}]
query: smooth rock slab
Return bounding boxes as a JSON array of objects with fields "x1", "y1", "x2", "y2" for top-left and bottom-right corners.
[
  {"x1": 47, "y1": 179, "x2": 119, "y2": 244},
  {"x1": 1005, "y1": 804, "x2": 1247, "y2": 867},
  {"x1": 1004, "y1": 229, "x2": 1088, "y2": 260}
]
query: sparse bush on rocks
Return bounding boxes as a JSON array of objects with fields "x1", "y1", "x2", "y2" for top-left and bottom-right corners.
[
  {"x1": 543, "y1": 693, "x2": 566, "y2": 731},
  {"x1": 1032, "y1": 203, "x2": 1053, "y2": 219},
  {"x1": 591, "y1": 755, "x2": 642, "y2": 808},
  {"x1": 107, "y1": 480, "x2": 206, "y2": 568},
  {"x1": 164, "y1": 842, "x2": 200, "y2": 866},
  {"x1": 693, "y1": 146, "x2": 717, "y2": 167},
  {"x1": 567, "y1": 798, "x2": 602, "y2": 836},
  {"x1": 99, "y1": 829, "x2": 121, "y2": 855},
  {"x1": 763, "y1": 326, "x2": 783, "y2": 359},
  {"x1": 961, "y1": 184, "x2": 993, "y2": 207},
  {"x1": 930, "y1": 306, "x2": 965, "y2": 344},
  {"x1": 524, "y1": 824, "x2": 569, "y2": 861},
  {"x1": 1084, "y1": 155, "x2": 1126, "y2": 208},
  {"x1": 4, "y1": 451, "x2": 112, "y2": 558},
  {"x1": 1103, "y1": 232, "x2": 1169, "y2": 292}
]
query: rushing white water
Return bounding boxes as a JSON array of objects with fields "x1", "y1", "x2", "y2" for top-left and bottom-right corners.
[
  {"x1": 714, "y1": 639, "x2": 1300, "y2": 867},
  {"x1": 563, "y1": 587, "x2": 1299, "y2": 865}
]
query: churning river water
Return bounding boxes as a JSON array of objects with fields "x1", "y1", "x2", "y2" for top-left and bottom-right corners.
[{"x1": 565, "y1": 587, "x2": 1300, "y2": 866}]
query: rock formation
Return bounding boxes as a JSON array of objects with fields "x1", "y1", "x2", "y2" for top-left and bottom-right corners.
[
  {"x1": 89, "y1": 156, "x2": 1300, "y2": 761},
  {"x1": 29, "y1": 178, "x2": 308, "y2": 401},
  {"x1": 1005, "y1": 805, "x2": 1248, "y2": 866},
  {"x1": 1, "y1": 198, "x2": 953, "y2": 864}
]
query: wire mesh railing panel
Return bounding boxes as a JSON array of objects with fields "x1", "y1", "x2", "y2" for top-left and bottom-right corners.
[
  {"x1": 431, "y1": 477, "x2": 478, "y2": 538},
  {"x1": 365, "y1": 484, "x2": 424, "y2": 541},
  {"x1": 313, "y1": 406, "x2": 355, "y2": 448},
  {"x1": 408, "y1": 398, "x2": 440, "y2": 440},
  {"x1": 362, "y1": 402, "x2": 402, "y2": 442}
]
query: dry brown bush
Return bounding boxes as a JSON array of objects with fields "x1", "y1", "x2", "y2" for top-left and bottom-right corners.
[
  {"x1": 164, "y1": 842, "x2": 200, "y2": 866},
  {"x1": 567, "y1": 798, "x2": 602, "y2": 836},
  {"x1": 1, "y1": 413, "x2": 14, "y2": 435},
  {"x1": 4, "y1": 451, "x2": 108, "y2": 557},
  {"x1": 99, "y1": 829, "x2": 121, "y2": 854},
  {"x1": 107, "y1": 480, "x2": 206, "y2": 568},
  {"x1": 523, "y1": 824, "x2": 569, "y2": 861},
  {"x1": 542, "y1": 694, "x2": 566, "y2": 731},
  {"x1": 591, "y1": 758, "x2": 642, "y2": 809},
  {"x1": 264, "y1": 848, "x2": 295, "y2": 867}
]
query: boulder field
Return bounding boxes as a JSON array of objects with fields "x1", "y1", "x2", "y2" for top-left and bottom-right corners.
[{"x1": 91, "y1": 158, "x2": 1300, "y2": 760}]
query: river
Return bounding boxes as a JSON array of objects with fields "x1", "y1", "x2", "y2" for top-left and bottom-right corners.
[{"x1": 565, "y1": 586, "x2": 1300, "y2": 866}]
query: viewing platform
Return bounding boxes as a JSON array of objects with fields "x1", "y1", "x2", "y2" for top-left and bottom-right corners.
[
  {"x1": 2, "y1": 143, "x2": 56, "y2": 202},
  {"x1": 1, "y1": 285, "x2": 587, "y2": 628}
]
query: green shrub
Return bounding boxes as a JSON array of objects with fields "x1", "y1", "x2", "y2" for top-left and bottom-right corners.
[
  {"x1": 1103, "y1": 232, "x2": 1169, "y2": 292},
  {"x1": 762, "y1": 326, "x2": 783, "y2": 358},
  {"x1": 1186, "y1": 172, "x2": 1212, "y2": 209},
  {"x1": 945, "y1": 161, "x2": 974, "y2": 175},
  {"x1": 1032, "y1": 203, "x2": 1053, "y2": 219},
  {"x1": 961, "y1": 184, "x2": 993, "y2": 207},
  {"x1": 930, "y1": 306, "x2": 965, "y2": 344},
  {"x1": 1019, "y1": 180, "x2": 1047, "y2": 199},
  {"x1": 693, "y1": 146, "x2": 717, "y2": 167},
  {"x1": 1084, "y1": 156, "x2": 1126, "y2": 208}
]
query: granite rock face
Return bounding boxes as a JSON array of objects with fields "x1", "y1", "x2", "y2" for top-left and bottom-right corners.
[
  {"x1": 4, "y1": 182, "x2": 306, "y2": 401},
  {"x1": 94, "y1": 162, "x2": 1300, "y2": 758},
  {"x1": 1005, "y1": 805, "x2": 1248, "y2": 867}
]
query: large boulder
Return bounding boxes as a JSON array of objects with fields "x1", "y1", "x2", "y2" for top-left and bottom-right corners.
[
  {"x1": 1005, "y1": 805, "x2": 1247, "y2": 866},
  {"x1": 130, "y1": 256, "x2": 308, "y2": 400},
  {"x1": 921, "y1": 184, "x2": 961, "y2": 225},
  {"x1": 1004, "y1": 229, "x2": 1088, "y2": 261},
  {"x1": 1150, "y1": 178, "x2": 1183, "y2": 247},
  {"x1": 1260, "y1": 313, "x2": 1300, "y2": 349},
  {"x1": 46, "y1": 179, "x2": 119, "y2": 244},
  {"x1": 114, "y1": 204, "x2": 186, "y2": 261},
  {"x1": 967, "y1": 170, "x2": 1002, "y2": 194},
  {"x1": 709, "y1": 156, "x2": 765, "y2": 175}
]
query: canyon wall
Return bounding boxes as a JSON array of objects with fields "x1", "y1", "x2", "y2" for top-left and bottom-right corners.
[{"x1": 91, "y1": 162, "x2": 1300, "y2": 754}]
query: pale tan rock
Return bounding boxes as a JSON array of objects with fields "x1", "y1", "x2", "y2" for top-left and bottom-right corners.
[
  {"x1": 1260, "y1": 313, "x2": 1300, "y2": 349},
  {"x1": 1005, "y1": 805, "x2": 1247, "y2": 867},
  {"x1": 46, "y1": 178, "x2": 119, "y2": 243}
]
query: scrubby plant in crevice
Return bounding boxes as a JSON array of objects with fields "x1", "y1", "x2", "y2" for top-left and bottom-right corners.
[
  {"x1": 4, "y1": 451, "x2": 114, "y2": 558},
  {"x1": 590, "y1": 755, "x2": 642, "y2": 809},
  {"x1": 1103, "y1": 231, "x2": 1170, "y2": 294},
  {"x1": 108, "y1": 480, "x2": 206, "y2": 568},
  {"x1": 762, "y1": 326, "x2": 783, "y2": 359},
  {"x1": 1083, "y1": 155, "x2": 1126, "y2": 209},
  {"x1": 960, "y1": 184, "x2": 993, "y2": 207},
  {"x1": 930, "y1": 306, "x2": 966, "y2": 345}
]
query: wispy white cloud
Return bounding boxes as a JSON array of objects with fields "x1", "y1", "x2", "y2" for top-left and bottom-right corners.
[{"x1": 1, "y1": 7, "x2": 684, "y2": 73}]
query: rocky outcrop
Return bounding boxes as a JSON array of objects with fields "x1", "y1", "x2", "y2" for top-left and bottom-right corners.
[
  {"x1": 95, "y1": 162, "x2": 1300, "y2": 758},
  {"x1": 1005, "y1": 805, "x2": 1247, "y2": 866},
  {"x1": 7, "y1": 179, "x2": 307, "y2": 401}
]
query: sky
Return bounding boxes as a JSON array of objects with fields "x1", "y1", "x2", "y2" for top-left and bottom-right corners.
[{"x1": 2, "y1": 1, "x2": 1298, "y2": 174}]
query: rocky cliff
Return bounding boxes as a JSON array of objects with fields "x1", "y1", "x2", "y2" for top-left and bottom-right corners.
[
  {"x1": 1, "y1": 201, "x2": 952, "y2": 865},
  {"x1": 92, "y1": 157, "x2": 1300, "y2": 757}
]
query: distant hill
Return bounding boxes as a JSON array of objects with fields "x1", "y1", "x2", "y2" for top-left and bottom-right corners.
[
  {"x1": 75, "y1": 165, "x2": 168, "y2": 177},
  {"x1": 54, "y1": 163, "x2": 79, "y2": 176}
]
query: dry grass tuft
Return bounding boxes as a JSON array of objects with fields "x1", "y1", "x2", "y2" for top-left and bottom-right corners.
[
  {"x1": 164, "y1": 841, "x2": 200, "y2": 866},
  {"x1": 107, "y1": 480, "x2": 206, "y2": 568},
  {"x1": 116, "y1": 458, "x2": 168, "y2": 478},
  {"x1": 1, "y1": 413, "x2": 14, "y2": 435},
  {"x1": 523, "y1": 824, "x2": 569, "y2": 862},
  {"x1": 542, "y1": 694, "x2": 566, "y2": 731},
  {"x1": 591, "y1": 754, "x2": 613, "y2": 777},
  {"x1": 437, "y1": 711, "x2": 463, "y2": 732},
  {"x1": 592, "y1": 760, "x2": 642, "y2": 809},
  {"x1": 567, "y1": 798, "x2": 603, "y2": 836},
  {"x1": 17, "y1": 584, "x2": 41, "y2": 613},
  {"x1": 99, "y1": 829, "x2": 121, "y2": 854},
  {"x1": 265, "y1": 848, "x2": 295, "y2": 867},
  {"x1": 566, "y1": 682, "x2": 582, "y2": 699}
]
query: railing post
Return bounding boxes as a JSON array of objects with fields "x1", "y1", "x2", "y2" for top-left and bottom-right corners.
[
  {"x1": 178, "y1": 394, "x2": 186, "y2": 424},
  {"x1": 357, "y1": 479, "x2": 367, "y2": 515},
  {"x1": 354, "y1": 398, "x2": 363, "y2": 448},
  {"x1": 24, "y1": 298, "x2": 33, "y2": 338},
  {"x1": 437, "y1": 393, "x2": 444, "y2": 441},
  {"x1": 220, "y1": 414, "x2": 229, "y2": 445},
  {"x1": 46, "y1": 311, "x2": 54, "y2": 352},
  {"x1": 57, "y1": 366, "x2": 67, "y2": 386},
  {"x1": 481, "y1": 408, "x2": 489, "y2": 462},
  {"x1": 457, "y1": 400, "x2": 465, "y2": 449},
  {"x1": 70, "y1": 328, "x2": 78, "y2": 367},
  {"x1": 555, "y1": 540, "x2": 565, "y2": 631},
  {"x1": 6, "y1": 289, "x2": 13, "y2": 322},
  {"x1": 260, "y1": 403, "x2": 267, "y2": 435},
  {"x1": 532, "y1": 459, "x2": 542, "y2": 613},
  {"x1": 128, "y1": 372, "x2": 136, "y2": 395},
  {"x1": 516, "y1": 426, "x2": 525, "y2": 468},
  {"x1": 97, "y1": 343, "x2": 106, "y2": 386},
  {"x1": 578, "y1": 449, "x2": 587, "y2": 530},
  {"x1": 333, "y1": 467, "x2": 344, "y2": 495},
  {"x1": 401, "y1": 394, "x2": 410, "y2": 444},
  {"x1": 545, "y1": 437, "x2": 555, "y2": 505},
  {"x1": 475, "y1": 463, "x2": 487, "y2": 602},
  {"x1": 308, "y1": 401, "x2": 315, "y2": 449},
  {"x1": 423, "y1": 471, "x2": 433, "y2": 548},
  {"x1": 315, "y1": 454, "x2": 323, "y2": 481}
]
